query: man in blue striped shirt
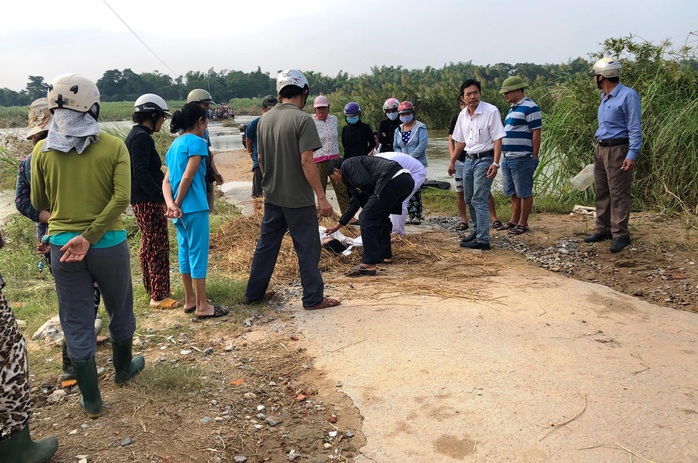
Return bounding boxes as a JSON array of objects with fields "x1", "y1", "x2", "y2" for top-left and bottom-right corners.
[
  {"x1": 584, "y1": 58, "x2": 642, "y2": 253},
  {"x1": 498, "y1": 76, "x2": 542, "y2": 235}
]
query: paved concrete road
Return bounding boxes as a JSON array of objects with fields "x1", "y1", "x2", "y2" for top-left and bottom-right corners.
[{"x1": 295, "y1": 261, "x2": 698, "y2": 463}]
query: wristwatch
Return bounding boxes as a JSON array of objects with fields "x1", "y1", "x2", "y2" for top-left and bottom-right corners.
[{"x1": 492, "y1": 162, "x2": 500, "y2": 168}]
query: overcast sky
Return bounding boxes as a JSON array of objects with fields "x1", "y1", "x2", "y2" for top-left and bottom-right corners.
[{"x1": 2, "y1": 0, "x2": 696, "y2": 92}]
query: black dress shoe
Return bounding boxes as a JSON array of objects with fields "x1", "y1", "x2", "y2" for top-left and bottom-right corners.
[
  {"x1": 460, "y1": 240, "x2": 491, "y2": 250},
  {"x1": 459, "y1": 231, "x2": 476, "y2": 244},
  {"x1": 610, "y1": 236, "x2": 631, "y2": 252},
  {"x1": 584, "y1": 232, "x2": 613, "y2": 243}
]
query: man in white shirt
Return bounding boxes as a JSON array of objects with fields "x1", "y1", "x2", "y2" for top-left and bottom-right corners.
[{"x1": 448, "y1": 79, "x2": 505, "y2": 250}]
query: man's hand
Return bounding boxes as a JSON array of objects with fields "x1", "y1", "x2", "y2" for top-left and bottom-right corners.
[
  {"x1": 317, "y1": 196, "x2": 333, "y2": 217},
  {"x1": 214, "y1": 172, "x2": 224, "y2": 185},
  {"x1": 621, "y1": 158, "x2": 636, "y2": 171},
  {"x1": 59, "y1": 235, "x2": 90, "y2": 262},
  {"x1": 325, "y1": 223, "x2": 342, "y2": 234},
  {"x1": 447, "y1": 161, "x2": 456, "y2": 176},
  {"x1": 165, "y1": 202, "x2": 182, "y2": 218},
  {"x1": 486, "y1": 164, "x2": 499, "y2": 179}
]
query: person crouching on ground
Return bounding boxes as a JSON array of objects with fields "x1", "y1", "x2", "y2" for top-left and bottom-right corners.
[
  {"x1": 31, "y1": 74, "x2": 144, "y2": 419},
  {"x1": 325, "y1": 156, "x2": 414, "y2": 276},
  {"x1": 375, "y1": 152, "x2": 427, "y2": 239},
  {"x1": 163, "y1": 103, "x2": 229, "y2": 320}
]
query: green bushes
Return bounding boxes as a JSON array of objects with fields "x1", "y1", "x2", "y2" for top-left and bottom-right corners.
[{"x1": 539, "y1": 36, "x2": 698, "y2": 212}]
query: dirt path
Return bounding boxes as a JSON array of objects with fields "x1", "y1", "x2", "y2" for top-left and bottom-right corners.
[{"x1": 214, "y1": 149, "x2": 697, "y2": 462}]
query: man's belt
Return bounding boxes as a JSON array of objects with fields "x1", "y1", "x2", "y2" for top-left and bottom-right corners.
[
  {"x1": 467, "y1": 149, "x2": 494, "y2": 160},
  {"x1": 596, "y1": 138, "x2": 629, "y2": 147}
]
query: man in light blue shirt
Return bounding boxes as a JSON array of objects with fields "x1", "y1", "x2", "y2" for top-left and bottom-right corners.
[{"x1": 584, "y1": 58, "x2": 642, "y2": 253}]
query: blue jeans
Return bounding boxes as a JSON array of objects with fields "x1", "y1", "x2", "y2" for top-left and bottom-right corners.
[
  {"x1": 501, "y1": 155, "x2": 539, "y2": 198},
  {"x1": 462, "y1": 157, "x2": 494, "y2": 243}
]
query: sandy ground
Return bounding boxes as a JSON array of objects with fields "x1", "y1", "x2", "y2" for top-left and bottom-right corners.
[{"x1": 212, "y1": 149, "x2": 698, "y2": 463}]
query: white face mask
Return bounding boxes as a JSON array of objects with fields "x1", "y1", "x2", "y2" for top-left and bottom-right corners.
[
  {"x1": 400, "y1": 114, "x2": 414, "y2": 124},
  {"x1": 387, "y1": 112, "x2": 399, "y2": 121}
]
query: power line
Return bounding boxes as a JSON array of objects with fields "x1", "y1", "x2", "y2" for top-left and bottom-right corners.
[{"x1": 101, "y1": 0, "x2": 178, "y2": 76}]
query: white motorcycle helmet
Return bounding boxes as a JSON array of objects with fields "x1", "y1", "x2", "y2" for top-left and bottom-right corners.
[
  {"x1": 592, "y1": 57, "x2": 622, "y2": 78},
  {"x1": 134, "y1": 93, "x2": 171, "y2": 116},
  {"x1": 47, "y1": 73, "x2": 100, "y2": 119},
  {"x1": 276, "y1": 69, "x2": 309, "y2": 93}
]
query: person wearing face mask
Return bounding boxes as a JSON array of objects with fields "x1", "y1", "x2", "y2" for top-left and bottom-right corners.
[
  {"x1": 341, "y1": 102, "x2": 376, "y2": 159},
  {"x1": 393, "y1": 101, "x2": 428, "y2": 224},
  {"x1": 312, "y1": 95, "x2": 349, "y2": 214},
  {"x1": 377, "y1": 97, "x2": 401, "y2": 153}
]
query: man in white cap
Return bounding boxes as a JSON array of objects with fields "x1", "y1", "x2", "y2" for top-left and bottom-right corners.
[
  {"x1": 585, "y1": 58, "x2": 642, "y2": 253},
  {"x1": 245, "y1": 70, "x2": 340, "y2": 311}
]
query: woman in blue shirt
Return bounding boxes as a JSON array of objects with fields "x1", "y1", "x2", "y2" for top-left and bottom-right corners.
[
  {"x1": 393, "y1": 101, "x2": 428, "y2": 224},
  {"x1": 164, "y1": 103, "x2": 229, "y2": 319}
]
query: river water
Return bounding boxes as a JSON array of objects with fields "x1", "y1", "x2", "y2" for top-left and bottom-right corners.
[{"x1": 204, "y1": 119, "x2": 454, "y2": 184}]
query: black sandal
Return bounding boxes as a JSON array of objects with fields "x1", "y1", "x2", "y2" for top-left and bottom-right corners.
[
  {"x1": 346, "y1": 265, "x2": 377, "y2": 277},
  {"x1": 455, "y1": 221, "x2": 469, "y2": 231},
  {"x1": 195, "y1": 305, "x2": 230, "y2": 319},
  {"x1": 496, "y1": 221, "x2": 516, "y2": 231}
]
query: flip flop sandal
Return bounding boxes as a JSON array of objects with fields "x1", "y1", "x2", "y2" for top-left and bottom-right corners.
[
  {"x1": 491, "y1": 220, "x2": 503, "y2": 229},
  {"x1": 345, "y1": 265, "x2": 377, "y2": 277},
  {"x1": 196, "y1": 305, "x2": 230, "y2": 319},
  {"x1": 381, "y1": 258, "x2": 393, "y2": 264},
  {"x1": 455, "y1": 222, "x2": 469, "y2": 231},
  {"x1": 496, "y1": 221, "x2": 516, "y2": 231},
  {"x1": 304, "y1": 297, "x2": 341, "y2": 310},
  {"x1": 183, "y1": 306, "x2": 196, "y2": 314},
  {"x1": 149, "y1": 298, "x2": 182, "y2": 310},
  {"x1": 509, "y1": 225, "x2": 529, "y2": 235}
]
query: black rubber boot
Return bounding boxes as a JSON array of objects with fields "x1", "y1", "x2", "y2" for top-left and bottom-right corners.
[
  {"x1": 0, "y1": 422, "x2": 58, "y2": 463},
  {"x1": 112, "y1": 338, "x2": 145, "y2": 385},
  {"x1": 61, "y1": 341, "x2": 106, "y2": 381},
  {"x1": 72, "y1": 358, "x2": 104, "y2": 418}
]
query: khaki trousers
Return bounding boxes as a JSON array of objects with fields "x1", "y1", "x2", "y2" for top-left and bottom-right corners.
[{"x1": 593, "y1": 144, "x2": 633, "y2": 238}]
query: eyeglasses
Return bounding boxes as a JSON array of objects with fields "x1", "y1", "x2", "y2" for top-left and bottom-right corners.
[{"x1": 385, "y1": 109, "x2": 398, "y2": 113}]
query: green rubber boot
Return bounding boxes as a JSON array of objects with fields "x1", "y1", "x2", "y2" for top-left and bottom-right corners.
[
  {"x1": 0, "y1": 423, "x2": 58, "y2": 463},
  {"x1": 72, "y1": 358, "x2": 104, "y2": 418},
  {"x1": 112, "y1": 338, "x2": 145, "y2": 385},
  {"x1": 61, "y1": 341, "x2": 107, "y2": 381}
]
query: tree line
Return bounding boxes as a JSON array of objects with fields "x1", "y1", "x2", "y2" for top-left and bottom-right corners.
[{"x1": 0, "y1": 59, "x2": 591, "y2": 109}]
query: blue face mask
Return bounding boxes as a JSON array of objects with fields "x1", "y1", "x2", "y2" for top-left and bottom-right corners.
[
  {"x1": 400, "y1": 114, "x2": 414, "y2": 124},
  {"x1": 387, "y1": 112, "x2": 399, "y2": 121},
  {"x1": 346, "y1": 116, "x2": 359, "y2": 124}
]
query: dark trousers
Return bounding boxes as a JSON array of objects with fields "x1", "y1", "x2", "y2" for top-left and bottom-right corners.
[
  {"x1": 252, "y1": 166, "x2": 263, "y2": 198},
  {"x1": 360, "y1": 173, "x2": 415, "y2": 264},
  {"x1": 594, "y1": 144, "x2": 633, "y2": 237},
  {"x1": 246, "y1": 203, "x2": 324, "y2": 307},
  {"x1": 51, "y1": 241, "x2": 135, "y2": 361}
]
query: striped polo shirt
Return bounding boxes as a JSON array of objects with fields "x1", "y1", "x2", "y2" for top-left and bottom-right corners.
[{"x1": 502, "y1": 97, "x2": 541, "y2": 158}]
